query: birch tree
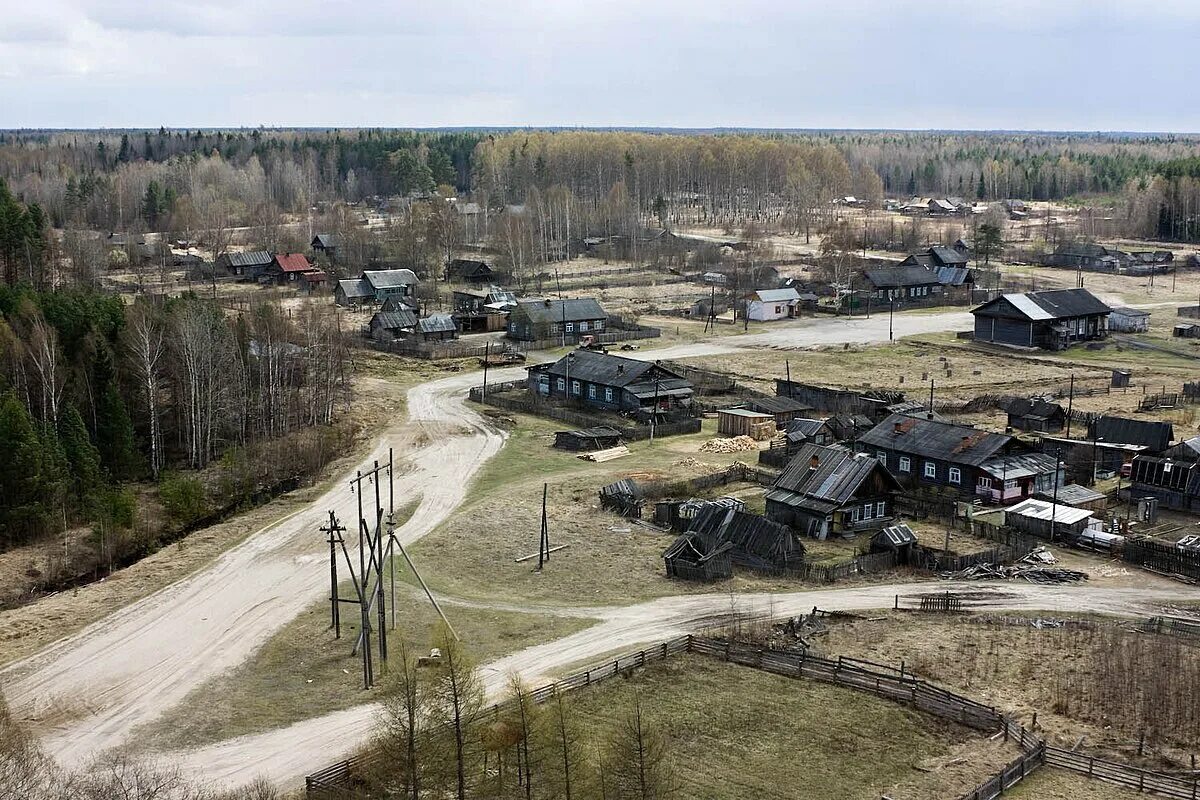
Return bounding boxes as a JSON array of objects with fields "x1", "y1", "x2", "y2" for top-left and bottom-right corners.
[{"x1": 124, "y1": 302, "x2": 167, "y2": 478}]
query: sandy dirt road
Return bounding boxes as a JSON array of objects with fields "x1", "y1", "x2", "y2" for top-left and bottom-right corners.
[
  {"x1": 171, "y1": 581, "x2": 1200, "y2": 788},
  {"x1": 0, "y1": 307, "x2": 1079, "y2": 788},
  {"x1": 0, "y1": 370, "x2": 509, "y2": 768}
]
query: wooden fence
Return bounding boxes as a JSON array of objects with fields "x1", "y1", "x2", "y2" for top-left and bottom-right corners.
[
  {"x1": 1123, "y1": 537, "x2": 1200, "y2": 582},
  {"x1": 1043, "y1": 748, "x2": 1200, "y2": 799},
  {"x1": 957, "y1": 721, "x2": 1047, "y2": 800}
]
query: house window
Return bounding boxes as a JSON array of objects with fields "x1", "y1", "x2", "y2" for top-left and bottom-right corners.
[
  {"x1": 775, "y1": 305, "x2": 783, "y2": 314},
  {"x1": 924, "y1": 461, "x2": 937, "y2": 479},
  {"x1": 565, "y1": 322, "x2": 575, "y2": 333},
  {"x1": 579, "y1": 321, "x2": 589, "y2": 332},
  {"x1": 593, "y1": 319, "x2": 604, "y2": 330},
  {"x1": 875, "y1": 501, "x2": 886, "y2": 518},
  {"x1": 862, "y1": 503, "x2": 874, "y2": 520},
  {"x1": 899, "y1": 456, "x2": 911, "y2": 473},
  {"x1": 604, "y1": 387, "x2": 613, "y2": 402},
  {"x1": 850, "y1": 507, "x2": 860, "y2": 522},
  {"x1": 587, "y1": 384, "x2": 596, "y2": 399},
  {"x1": 977, "y1": 476, "x2": 991, "y2": 489},
  {"x1": 1003, "y1": 478, "x2": 1019, "y2": 489},
  {"x1": 550, "y1": 323, "x2": 561, "y2": 334},
  {"x1": 571, "y1": 380, "x2": 581, "y2": 396},
  {"x1": 875, "y1": 451, "x2": 887, "y2": 465},
  {"x1": 948, "y1": 467, "x2": 962, "y2": 484},
  {"x1": 556, "y1": 377, "x2": 565, "y2": 392}
]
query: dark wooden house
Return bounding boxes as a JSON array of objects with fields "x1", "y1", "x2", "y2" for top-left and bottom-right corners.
[
  {"x1": 1002, "y1": 398, "x2": 1066, "y2": 433},
  {"x1": 507, "y1": 298, "x2": 607, "y2": 341},
  {"x1": 856, "y1": 413, "x2": 1033, "y2": 499},
  {"x1": 971, "y1": 289, "x2": 1111, "y2": 350},
  {"x1": 362, "y1": 269, "x2": 419, "y2": 304},
  {"x1": 445, "y1": 258, "x2": 496, "y2": 284},
  {"x1": 861, "y1": 265, "x2": 942, "y2": 305},
  {"x1": 368, "y1": 309, "x2": 418, "y2": 341},
  {"x1": 311, "y1": 233, "x2": 340, "y2": 259},
  {"x1": 1129, "y1": 455, "x2": 1200, "y2": 513},
  {"x1": 765, "y1": 444, "x2": 902, "y2": 539},
  {"x1": 527, "y1": 351, "x2": 692, "y2": 413},
  {"x1": 215, "y1": 250, "x2": 273, "y2": 281},
  {"x1": 335, "y1": 278, "x2": 374, "y2": 307},
  {"x1": 1088, "y1": 415, "x2": 1173, "y2": 453},
  {"x1": 264, "y1": 252, "x2": 316, "y2": 284},
  {"x1": 415, "y1": 314, "x2": 458, "y2": 342},
  {"x1": 744, "y1": 396, "x2": 814, "y2": 427}
]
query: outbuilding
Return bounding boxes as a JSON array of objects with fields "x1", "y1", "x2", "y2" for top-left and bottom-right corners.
[
  {"x1": 717, "y1": 408, "x2": 775, "y2": 440},
  {"x1": 746, "y1": 288, "x2": 802, "y2": 321},
  {"x1": 1109, "y1": 306, "x2": 1151, "y2": 333},
  {"x1": 1003, "y1": 498, "x2": 1095, "y2": 541}
]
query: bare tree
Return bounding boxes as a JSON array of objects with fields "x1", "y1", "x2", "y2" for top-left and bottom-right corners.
[
  {"x1": 605, "y1": 694, "x2": 676, "y2": 800},
  {"x1": 376, "y1": 636, "x2": 431, "y2": 800},
  {"x1": 428, "y1": 625, "x2": 483, "y2": 800},
  {"x1": 125, "y1": 302, "x2": 167, "y2": 478}
]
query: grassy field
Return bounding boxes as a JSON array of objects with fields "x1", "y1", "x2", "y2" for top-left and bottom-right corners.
[
  {"x1": 564, "y1": 654, "x2": 1017, "y2": 800},
  {"x1": 1006, "y1": 768, "x2": 1147, "y2": 799},
  {"x1": 137, "y1": 579, "x2": 597, "y2": 750},
  {"x1": 819, "y1": 613, "x2": 1200, "y2": 766}
]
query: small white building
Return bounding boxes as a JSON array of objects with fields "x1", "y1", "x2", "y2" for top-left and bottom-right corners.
[
  {"x1": 1108, "y1": 306, "x2": 1150, "y2": 333},
  {"x1": 746, "y1": 288, "x2": 801, "y2": 322}
]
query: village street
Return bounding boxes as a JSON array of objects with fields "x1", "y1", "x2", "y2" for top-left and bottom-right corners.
[{"x1": 2, "y1": 306, "x2": 1184, "y2": 791}]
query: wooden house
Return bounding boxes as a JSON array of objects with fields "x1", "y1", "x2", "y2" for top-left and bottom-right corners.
[
  {"x1": 765, "y1": 444, "x2": 902, "y2": 539},
  {"x1": 415, "y1": 314, "x2": 458, "y2": 342},
  {"x1": 1002, "y1": 398, "x2": 1066, "y2": 433},
  {"x1": 311, "y1": 234, "x2": 340, "y2": 260},
  {"x1": 857, "y1": 413, "x2": 1043, "y2": 501},
  {"x1": 265, "y1": 253, "x2": 316, "y2": 284},
  {"x1": 445, "y1": 258, "x2": 495, "y2": 284},
  {"x1": 1109, "y1": 306, "x2": 1150, "y2": 333},
  {"x1": 368, "y1": 309, "x2": 418, "y2": 341},
  {"x1": 717, "y1": 409, "x2": 775, "y2": 440},
  {"x1": 215, "y1": 250, "x2": 273, "y2": 281},
  {"x1": 1174, "y1": 323, "x2": 1200, "y2": 339},
  {"x1": 971, "y1": 289, "x2": 1111, "y2": 350},
  {"x1": 1129, "y1": 455, "x2": 1200, "y2": 513},
  {"x1": 362, "y1": 269, "x2": 419, "y2": 304},
  {"x1": 335, "y1": 278, "x2": 374, "y2": 307},
  {"x1": 527, "y1": 351, "x2": 693, "y2": 413},
  {"x1": 861, "y1": 265, "x2": 942, "y2": 305},
  {"x1": 506, "y1": 298, "x2": 607, "y2": 341}
]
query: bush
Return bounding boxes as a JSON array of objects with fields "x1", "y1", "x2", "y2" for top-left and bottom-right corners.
[{"x1": 157, "y1": 472, "x2": 208, "y2": 526}]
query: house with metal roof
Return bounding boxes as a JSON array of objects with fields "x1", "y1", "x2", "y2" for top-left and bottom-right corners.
[
  {"x1": 215, "y1": 250, "x2": 274, "y2": 281},
  {"x1": 861, "y1": 265, "x2": 943, "y2": 304},
  {"x1": 857, "y1": 413, "x2": 1036, "y2": 499},
  {"x1": 415, "y1": 314, "x2": 458, "y2": 342},
  {"x1": 765, "y1": 443, "x2": 902, "y2": 539},
  {"x1": 506, "y1": 298, "x2": 608, "y2": 341},
  {"x1": 1129, "y1": 455, "x2": 1200, "y2": 513},
  {"x1": 971, "y1": 288, "x2": 1111, "y2": 350},
  {"x1": 367, "y1": 309, "x2": 419, "y2": 341},
  {"x1": 746, "y1": 287, "x2": 802, "y2": 321},
  {"x1": 526, "y1": 350, "x2": 692, "y2": 414},
  {"x1": 335, "y1": 278, "x2": 373, "y2": 307},
  {"x1": 361, "y1": 269, "x2": 419, "y2": 304},
  {"x1": 264, "y1": 252, "x2": 317, "y2": 284}
]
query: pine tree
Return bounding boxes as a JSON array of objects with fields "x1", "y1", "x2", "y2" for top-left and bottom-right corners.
[
  {"x1": 977, "y1": 173, "x2": 987, "y2": 200},
  {"x1": 58, "y1": 404, "x2": 104, "y2": 507},
  {"x1": 95, "y1": 384, "x2": 141, "y2": 481},
  {"x1": 0, "y1": 392, "x2": 53, "y2": 547}
]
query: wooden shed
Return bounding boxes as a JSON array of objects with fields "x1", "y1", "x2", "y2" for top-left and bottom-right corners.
[
  {"x1": 717, "y1": 408, "x2": 775, "y2": 440},
  {"x1": 1003, "y1": 498, "x2": 1095, "y2": 540},
  {"x1": 663, "y1": 531, "x2": 734, "y2": 581},
  {"x1": 554, "y1": 426, "x2": 621, "y2": 452}
]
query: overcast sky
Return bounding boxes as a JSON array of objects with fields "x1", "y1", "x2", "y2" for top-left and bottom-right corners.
[{"x1": 2, "y1": 0, "x2": 1198, "y2": 132}]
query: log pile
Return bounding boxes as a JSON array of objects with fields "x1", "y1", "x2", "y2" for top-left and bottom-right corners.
[
  {"x1": 698, "y1": 435, "x2": 759, "y2": 453},
  {"x1": 941, "y1": 562, "x2": 1089, "y2": 584}
]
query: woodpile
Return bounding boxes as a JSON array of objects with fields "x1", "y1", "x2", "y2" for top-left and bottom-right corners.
[
  {"x1": 698, "y1": 436, "x2": 759, "y2": 453},
  {"x1": 579, "y1": 445, "x2": 630, "y2": 462},
  {"x1": 941, "y1": 562, "x2": 1089, "y2": 584}
]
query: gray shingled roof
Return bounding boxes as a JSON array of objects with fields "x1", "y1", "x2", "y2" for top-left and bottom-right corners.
[
  {"x1": 337, "y1": 278, "x2": 373, "y2": 299},
  {"x1": 372, "y1": 309, "x2": 418, "y2": 330},
  {"x1": 930, "y1": 246, "x2": 969, "y2": 266},
  {"x1": 363, "y1": 269, "x2": 419, "y2": 290},
  {"x1": 863, "y1": 265, "x2": 940, "y2": 289},
  {"x1": 859, "y1": 413, "x2": 1014, "y2": 467},
  {"x1": 417, "y1": 314, "x2": 457, "y2": 334},
  {"x1": 768, "y1": 443, "x2": 899, "y2": 515},
  {"x1": 543, "y1": 351, "x2": 689, "y2": 392},
  {"x1": 515, "y1": 297, "x2": 607, "y2": 325},
  {"x1": 223, "y1": 251, "x2": 273, "y2": 267}
]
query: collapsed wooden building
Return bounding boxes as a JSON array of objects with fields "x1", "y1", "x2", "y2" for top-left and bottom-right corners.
[{"x1": 664, "y1": 503, "x2": 806, "y2": 579}]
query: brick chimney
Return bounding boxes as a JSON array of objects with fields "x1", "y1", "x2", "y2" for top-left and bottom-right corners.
[
  {"x1": 809, "y1": 454, "x2": 819, "y2": 470},
  {"x1": 893, "y1": 421, "x2": 903, "y2": 434}
]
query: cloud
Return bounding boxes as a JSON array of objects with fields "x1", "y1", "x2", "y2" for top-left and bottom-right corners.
[{"x1": 1, "y1": 0, "x2": 1198, "y2": 130}]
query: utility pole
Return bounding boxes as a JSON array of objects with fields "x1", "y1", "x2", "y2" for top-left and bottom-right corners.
[
  {"x1": 928, "y1": 378, "x2": 935, "y2": 412},
  {"x1": 1065, "y1": 374, "x2": 1075, "y2": 439},
  {"x1": 482, "y1": 341, "x2": 490, "y2": 399},
  {"x1": 538, "y1": 483, "x2": 550, "y2": 570},
  {"x1": 889, "y1": 298, "x2": 894, "y2": 341},
  {"x1": 321, "y1": 511, "x2": 344, "y2": 638},
  {"x1": 1050, "y1": 447, "x2": 1062, "y2": 543}
]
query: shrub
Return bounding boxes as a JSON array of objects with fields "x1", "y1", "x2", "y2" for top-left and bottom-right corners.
[{"x1": 157, "y1": 472, "x2": 208, "y2": 526}]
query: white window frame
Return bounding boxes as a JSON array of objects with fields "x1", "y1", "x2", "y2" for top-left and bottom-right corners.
[
  {"x1": 850, "y1": 507, "x2": 860, "y2": 523},
  {"x1": 593, "y1": 319, "x2": 605, "y2": 330},
  {"x1": 948, "y1": 467, "x2": 962, "y2": 484},
  {"x1": 1003, "y1": 478, "x2": 1019, "y2": 489},
  {"x1": 556, "y1": 377, "x2": 565, "y2": 391},
  {"x1": 924, "y1": 461, "x2": 937, "y2": 479},
  {"x1": 875, "y1": 501, "x2": 886, "y2": 518},
  {"x1": 565, "y1": 322, "x2": 575, "y2": 333},
  {"x1": 876, "y1": 451, "x2": 887, "y2": 465},
  {"x1": 977, "y1": 475, "x2": 991, "y2": 489},
  {"x1": 862, "y1": 503, "x2": 874, "y2": 520},
  {"x1": 604, "y1": 387, "x2": 613, "y2": 402},
  {"x1": 571, "y1": 380, "x2": 581, "y2": 396},
  {"x1": 587, "y1": 384, "x2": 596, "y2": 399},
  {"x1": 899, "y1": 456, "x2": 911, "y2": 473}
]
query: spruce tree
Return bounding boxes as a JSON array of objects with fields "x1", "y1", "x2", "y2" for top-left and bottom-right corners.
[
  {"x1": 0, "y1": 393, "x2": 55, "y2": 546},
  {"x1": 58, "y1": 404, "x2": 104, "y2": 509},
  {"x1": 95, "y1": 384, "x2": 141, "y2": 481}
]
